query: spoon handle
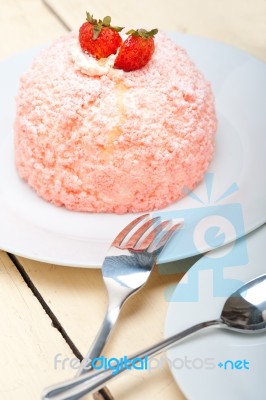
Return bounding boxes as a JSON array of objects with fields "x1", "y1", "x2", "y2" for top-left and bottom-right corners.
[
  {"x1": 44, "y1": 304, "x2": 122, "y2": 399},
  {"x1": 42, "y1": 319, "x2": 220, "y2": 400}
]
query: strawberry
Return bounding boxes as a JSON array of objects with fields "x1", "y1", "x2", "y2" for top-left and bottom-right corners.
[
  {"x1": 79, "y1": 12, "x2": 123, "y2": 59},
  {"x1": 114, "y1": 28, "x2": 158, "y2": 72}
]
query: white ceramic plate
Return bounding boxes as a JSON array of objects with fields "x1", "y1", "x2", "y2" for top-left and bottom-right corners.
[
  {"x1": 0, "y1": 33, "x2": 265, "y2": 267},
  {"x1": 165, "y1": 224, "x2": 266, "y2": 400}
]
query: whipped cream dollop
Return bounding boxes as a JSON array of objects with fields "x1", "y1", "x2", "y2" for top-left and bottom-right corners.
[{"x1": 71, "y1": 43, "x2": 116, "y2": 76}]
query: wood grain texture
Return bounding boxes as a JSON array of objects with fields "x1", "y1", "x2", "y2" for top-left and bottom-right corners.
[
  {"x1": 0, "y1": 0, "x2": 65, "y2": 59},
  {"x1": 17, "y1": 257, "x2": 189, "y2": 399},
  {"x1": 46, "y1": 0, "x2": 266, "y2": 61},
  {"x1": 0, "y1": 251, "x2": 76, "y2": 399}
]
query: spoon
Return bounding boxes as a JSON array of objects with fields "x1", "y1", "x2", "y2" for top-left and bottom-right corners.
[{"x1": 42, "y1": 274, "x2": 266, "y2": 400}]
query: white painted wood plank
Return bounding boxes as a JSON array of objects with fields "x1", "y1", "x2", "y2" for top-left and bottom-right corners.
[
  {"x1": 45, "y1": 0, "x2": 266, "y2": 61},
  {"x1": 0, "y1": 0, "x2": 66, "y2": 59},
  {"x1": 18, "y1": 257, "x2": 187, "y2": 399},
  {"x1": 0, "y1": 251, "x2": 77, "y2": 399}
]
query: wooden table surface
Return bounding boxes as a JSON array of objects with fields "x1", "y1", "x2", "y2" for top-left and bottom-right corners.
[{"x1": 0, "y1": 1, "x2": 265, "y2": 399}]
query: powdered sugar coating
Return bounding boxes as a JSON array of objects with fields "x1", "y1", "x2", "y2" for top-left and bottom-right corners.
[{"x1": 15, "y1": 32, "x2": 217, "y2": 214}]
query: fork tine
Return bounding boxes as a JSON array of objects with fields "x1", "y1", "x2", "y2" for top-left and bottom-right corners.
[
  {"x1": 124, "y1": 216, "x2": 161, "y2": 249},
  {"x1": 134, "y1": 220, "x2": 171, "y2": 250},
  {"x1": 148, "y1": 222, "x2": 183, "y2": 254},
  {"x1": 112, "y1": 214, "x2": 149, "y2": 247}
]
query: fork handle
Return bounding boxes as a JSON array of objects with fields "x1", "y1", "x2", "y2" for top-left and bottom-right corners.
[
  {"x1": 77, "y1": 305, "x2": 121, "y2": 376},
  {"x1": 42, "y1": 320, "x2": 220, "y2": 400},
  {"x1": 43, "y1": 305, "x2": 122, "y2": 399}
]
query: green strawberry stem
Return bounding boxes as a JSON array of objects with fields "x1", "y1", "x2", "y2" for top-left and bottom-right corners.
[
  {"x1": 85, "y1": 11, "x2": 123, "y2": 40},
  {"x1": 126, "y1": 28, "x2": 158, "y2": 39}
]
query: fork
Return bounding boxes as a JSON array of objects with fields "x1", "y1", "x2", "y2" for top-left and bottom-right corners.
[{"x1": 42, "y1": 214, "x2": 182, "y2": 400}]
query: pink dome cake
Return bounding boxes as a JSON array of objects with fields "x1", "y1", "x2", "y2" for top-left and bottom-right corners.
[{"x1": 14, "y1": 31, "x2": 217, "y2": 214}]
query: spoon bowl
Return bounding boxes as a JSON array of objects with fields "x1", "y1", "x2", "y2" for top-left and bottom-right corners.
[{"x1": 221, "y1": 273, "x2": 266, "y2": 332}]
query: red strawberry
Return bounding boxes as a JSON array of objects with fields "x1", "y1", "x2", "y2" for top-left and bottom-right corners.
[
  {"x1": 114, "y1": 28, "x2": 158, "y2": 72},
  {"x1": 79, "y1": 12, "x2": 123, "y2": 59}
]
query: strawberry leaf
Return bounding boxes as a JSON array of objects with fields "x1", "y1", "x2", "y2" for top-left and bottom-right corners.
[
  {"x1": 103, "y1": 16, "x2": 111, "y2": 26},
  {"x1": 149, "y1": 29, "x2": 159, "y2": 37},
  {"x1": 126, "y1": 28, "x2": 158, "y2": 39},
  {"x1": 86, "y1": 12, "x2": 97, "y2": 25},
  {"x1": 84, "y1": 12, "x2": 123, "y2": 39},
  {"x1": 112, "y1": 26, "x2": 124, "y2": 32},
  {"x1": 93, "y1": 23, "x2": 102, "y2": 40},
  {"x1": 126, "y1": 29, "x2": 136, "y2": 35}
]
